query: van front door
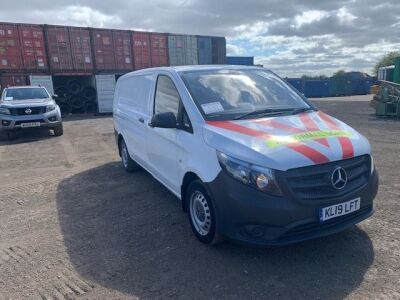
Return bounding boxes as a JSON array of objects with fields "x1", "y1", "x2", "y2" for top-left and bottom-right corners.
[{"x1": 146, "y1": 74, "x2": 180, "y2": 194}]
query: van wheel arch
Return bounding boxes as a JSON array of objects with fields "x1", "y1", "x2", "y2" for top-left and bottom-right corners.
[
  {"x1": 117, "y1": 134, "x2": 124, "y2": 157},
  {"x1": 181, "y1": 172, "x2": 201, "y2": 212}
]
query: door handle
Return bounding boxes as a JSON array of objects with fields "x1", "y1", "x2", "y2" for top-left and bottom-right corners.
[{"x1": 138, "y1": 117, "x2": 144, "y2": 123}]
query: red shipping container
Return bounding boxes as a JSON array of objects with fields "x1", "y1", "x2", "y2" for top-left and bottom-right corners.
[
  {"x1": 0, "y1": 23, "x2": 22, "y2": 71},
  {"x1": 18, "y1": 24, "x2": 48, "y2": 71},
  {"x1": 91, "y1": 29, "x2": 115, "y2": 71},
  {"x1": 45, "y1": 25, "x2": 73, "y2": 71},
  {"x1": 150, "y1": 33, "x2": 168, "y2": 67},
  {"x1": 68, "y1": 27, "x2": 93, "y2": 71},
  {"x1": 132, "y1": 31, "x2": 151, "y2": 70},
  {"x1": 0, "y1": 75, "x2": 28, "y2": 91},
  {"x1": 113, "y1": 30, "x2": 133, "y2": 70}
]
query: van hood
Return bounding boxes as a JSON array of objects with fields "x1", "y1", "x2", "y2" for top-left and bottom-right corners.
[{"x1": 203, "y1": 111, "x2": 370, "y2": 171}]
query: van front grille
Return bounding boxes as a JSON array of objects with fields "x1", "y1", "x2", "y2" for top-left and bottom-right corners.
[
  {"x1": 283, "y1": 155, "x2": 371, "y2": 201},
  {"x1": 11, "y1": 106, "x2": 46, "y2": 116}
]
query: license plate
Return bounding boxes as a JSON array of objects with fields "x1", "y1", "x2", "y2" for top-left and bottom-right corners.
[
  {"x1": 319, "y1": 198, "x2": 361, "y2": 222},
  {"x1": 20, "y1": 122, "x2": 40, "y2": 128}
]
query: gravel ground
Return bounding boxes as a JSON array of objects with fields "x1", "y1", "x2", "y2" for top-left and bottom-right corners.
[{"x1": 0, "y1": 95, "x2": 399, "y2": 299}]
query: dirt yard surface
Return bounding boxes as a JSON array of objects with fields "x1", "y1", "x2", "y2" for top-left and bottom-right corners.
[{"x1": 0, "y1": 95, "x2": 399, "y2": 299}]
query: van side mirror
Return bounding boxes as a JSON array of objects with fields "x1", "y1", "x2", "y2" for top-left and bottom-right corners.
[
  {"x1": 149, "y1": 112, "x2": 177, "y2": 128},
  {"x1": 52, "y1": 94, "x2": 58, "y2": 99}
]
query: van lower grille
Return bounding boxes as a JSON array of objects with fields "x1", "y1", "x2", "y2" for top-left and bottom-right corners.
[{"x1": 283, "y1": 155, "x2": 371, "y2": 201}]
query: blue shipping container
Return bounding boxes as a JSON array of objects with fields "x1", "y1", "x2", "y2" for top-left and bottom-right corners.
[
  {"x1": 351, "y1": 80, "x2": 372, "y2": 95},
  {"x1": 226, "y1": 56, "x2": 254, "y2": 66},
  {"x1": 304, "y1": 80, "x2": 330, "y2": 98},
  {"x1": 285, "y1": 78, "x2": 303, "y2": 93},
  {"x1": 197, "y1": 36, "x2": 212, "y2": 65}
]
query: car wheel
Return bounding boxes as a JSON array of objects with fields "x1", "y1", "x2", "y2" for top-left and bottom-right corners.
[
  {"x1": 120, "y1": 139, "x2": 140, "y2": 172},
  {"x1": 187, "y1": 180, "x2": 221, "y2": 245},
  {"x1": 53, "y1": 124, "x2": 63, "y2": 136}
]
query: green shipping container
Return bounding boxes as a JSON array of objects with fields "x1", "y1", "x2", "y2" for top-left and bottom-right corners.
[{"x1": 329, "y1": 79, "x2": 352, "y2": 96}]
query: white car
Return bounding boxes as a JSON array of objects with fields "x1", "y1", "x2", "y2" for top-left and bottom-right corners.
[{"x1": 113, "y1": 65, "x2": 378, "y2": 246}]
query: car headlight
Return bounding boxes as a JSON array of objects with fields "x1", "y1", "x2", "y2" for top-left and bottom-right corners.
[
  {"x1": 217, "y1": 151, "x2": 282, "y2": 196},
  {"x1": 46, "y1": 104, "x2": 56, "y2": 112},
  {"x1": 370, "y1": 155, "x2": 374, "y2": 175},
  {"x1": 0, "y1": 107, "x2": 10, "y2": 115}
]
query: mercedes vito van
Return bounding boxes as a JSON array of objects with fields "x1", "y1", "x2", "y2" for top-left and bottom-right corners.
[{"x1": 113, "y1": 66, "x2": 378, "y2": 246}]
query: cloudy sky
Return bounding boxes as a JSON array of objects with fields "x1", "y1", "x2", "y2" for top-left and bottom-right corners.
[{"x1": 1, "y1": 0, "x2": 399, "y2": 77}]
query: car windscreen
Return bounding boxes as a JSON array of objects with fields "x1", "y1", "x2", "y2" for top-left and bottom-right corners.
[
  {"x1": 180, "y1": 69, "x2": 310, "y2": 120},
  {"x1": 4, "y1": 88, "x2": 49, "y2": 101}
]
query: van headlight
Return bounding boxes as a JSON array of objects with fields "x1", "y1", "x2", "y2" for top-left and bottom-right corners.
[
  {"x1": 217, "y1": 151, "x2": 282, "y2": 196},
  {"x1": 0, "y1": 107, "x2": 11, "y2": 115},
  {"x1": 46, "y1": 104, "x2": 56, "y2": 112}
]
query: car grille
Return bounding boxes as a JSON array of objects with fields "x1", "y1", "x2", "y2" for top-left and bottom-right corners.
[
  {"x1": 283, "y1": 155, "x2": 371, "y2": 201},
  {"x1": 10, "y1": 106, "x2": 46, "y2": 116}
]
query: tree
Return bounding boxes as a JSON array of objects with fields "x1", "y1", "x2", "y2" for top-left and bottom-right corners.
[
  {"x1": 333, "y1": 69, "x2": 346, "y2": 77},
  {"x1": 374, "y1": 51, "x2": 400, "y2": 75}
]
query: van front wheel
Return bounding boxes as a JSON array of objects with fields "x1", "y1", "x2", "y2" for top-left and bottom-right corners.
[
  {"x1": 120, "y1": 139, "x2": 140, "y2": 172},
  {"x1": 187, "y1": 180, "x2": 221, "y2": 245}
]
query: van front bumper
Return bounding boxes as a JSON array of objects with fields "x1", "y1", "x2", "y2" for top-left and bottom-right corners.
[{"x1": 205, "y1": 168, "x2": 378, "y2": 247}]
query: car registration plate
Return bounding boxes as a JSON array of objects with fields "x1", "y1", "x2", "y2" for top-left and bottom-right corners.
[
  {"x1": 319, "y1": 198, "x2": 361, "y2": 222},
  {"x1": 20, "y1": 122, "x2": 41, "y2": 128}
]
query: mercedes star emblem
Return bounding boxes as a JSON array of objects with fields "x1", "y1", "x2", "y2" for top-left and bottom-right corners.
[{"x1": 331, "y1": 166, "x2": 347, "y2": 190}]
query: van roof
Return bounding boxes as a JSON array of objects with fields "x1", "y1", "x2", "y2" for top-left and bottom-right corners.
[{"x1": 124, "y1": 65, "x2": 266, "y2": 76}]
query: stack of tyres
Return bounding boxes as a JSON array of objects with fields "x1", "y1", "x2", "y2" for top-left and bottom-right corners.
[{"x1": 54, "y1": 81, "x2": 97, "y2": 115}]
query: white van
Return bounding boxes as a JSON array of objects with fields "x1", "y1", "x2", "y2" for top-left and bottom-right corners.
[{"x1": 113, "y1": 66, "x2": 378, "y2": 246}]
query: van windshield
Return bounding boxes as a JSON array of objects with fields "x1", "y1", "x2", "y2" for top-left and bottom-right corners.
[
  {"x1": 180, "y1": 69, "x2": 311, "y2": 120},
  {"x1": 4, "y1": 88, "x2": 49, "y2": 101}
]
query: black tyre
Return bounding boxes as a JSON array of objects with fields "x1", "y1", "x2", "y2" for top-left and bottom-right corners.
[
  {"x1": 53, "y1": 124, "x2": 63, "y2": 136},
  {"x1": 120, "y1": 139, "x2": 140, "y2": 172},
  {"x1": 186, "y1": 180, "x2": 221, "y2": 245}
]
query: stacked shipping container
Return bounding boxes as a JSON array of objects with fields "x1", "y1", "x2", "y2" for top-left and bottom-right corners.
[
  {"x1": 18, "y1": 24, "x2": 47, "y2": 71},
  {"x1": 150, "y1": 33, "x2": 168, "y2": 67},
  {"x1": 132, "y1": 31, "x2": 151, "y2": 69},
  {"x1": 0, "y1": 21, "x2": 227, "y2": 114},
  {"x1": 0, "y1": 23, "x2": 22, "y2": 70},
  {"x1": 68, "y1": 27, "x2": 93, "y2": 72}
]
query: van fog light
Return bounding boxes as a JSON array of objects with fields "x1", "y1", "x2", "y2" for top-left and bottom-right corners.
[{"x1": 256, "y1": 174, "x2": 269, "y2": 190}]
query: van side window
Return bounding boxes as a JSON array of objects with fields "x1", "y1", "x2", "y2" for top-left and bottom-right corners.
[{"x1": 154, "y1": 75, "x2": 180, "y2": 117}]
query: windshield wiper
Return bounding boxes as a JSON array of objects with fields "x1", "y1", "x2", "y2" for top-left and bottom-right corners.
[
  {"x1": 289, "y1": 107, "x2": 315, "y2": 115},
  {"x1": 233, "y1": 108, "x2": 294, "y2": 120}
]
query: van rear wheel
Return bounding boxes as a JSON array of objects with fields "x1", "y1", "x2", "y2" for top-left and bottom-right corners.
[
  {"x1": 120, "y1": 139, "x2": 140, "y2": 172},
  {"x1": 187, "y1": 180, "x2": 221, "y2": 245}
]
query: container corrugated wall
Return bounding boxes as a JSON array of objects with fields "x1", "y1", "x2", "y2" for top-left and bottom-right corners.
[
  {"x1": 150, "y1": 33, "x2": 168, "y2": 67},
  {"x1": 18, "y1": 24, "x2": 48, "y2": 72},
  {"x1": 197, "y1": 36, "x2": 212, "y2": 65},
  {"x1": 68, "y1": 27, "x2": 93, "y2": 72},
  {"x1": 132, "y1": 31, "x2": 151, "y2": 70},
  {"x1": 168, "y1": 34, "x2": 198, "y2": 66},
  {"x1": 91, "y1": 29, "x2": 115, "y2": 71},
  {"x1": 212, "y1": 37, "x2": 226, "y2": 64},
  {"x1": 45, "y1": 25, "x2": 74, "y2": 72},
  {"x1": 304, "y1": 80, "x2": 330, "y2": 98},
  {"x1": 285, "y1": 78, "x2": 303, "y2": 93},
  {"x1": 0, "y1": 23, "x2": 22, "y2": 71},
  {"x1": 113, "y1": 30, "x2": 133, "y2": 71},
  {"x1": 0, "y1": 74, "x2": 28, "y2": 90}
]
